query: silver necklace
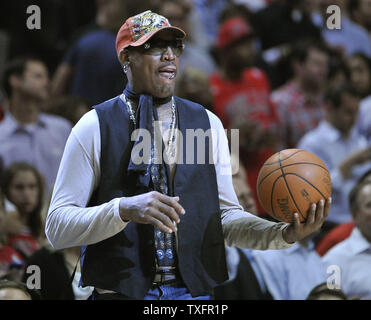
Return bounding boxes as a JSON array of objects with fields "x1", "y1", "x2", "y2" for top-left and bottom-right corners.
[{"x1": 122, "y1": 94, "x2": 177, "y2": 151}]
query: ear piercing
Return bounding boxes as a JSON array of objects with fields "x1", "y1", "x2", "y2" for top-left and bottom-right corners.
[{"x1": 123, "y1": 63, "x2": 130, "y2": 73}]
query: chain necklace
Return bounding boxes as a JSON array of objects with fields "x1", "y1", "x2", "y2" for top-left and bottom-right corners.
[{"x1": 122, "y1": 94, "x2": 177, "y2": 154}]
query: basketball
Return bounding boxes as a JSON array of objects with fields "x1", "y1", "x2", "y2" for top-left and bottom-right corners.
[{"x1": 256, "y1": 149, "x2": 332, "y2": 223}]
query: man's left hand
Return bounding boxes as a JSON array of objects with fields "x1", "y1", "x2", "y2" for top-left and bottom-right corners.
[{"x1": 282, "y1": 198, "x2": 332, "y2": 244}]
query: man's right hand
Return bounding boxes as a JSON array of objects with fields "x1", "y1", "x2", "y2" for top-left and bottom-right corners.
[{"x1": 119, "y1": 191, "x2": 186, "y2": 234}]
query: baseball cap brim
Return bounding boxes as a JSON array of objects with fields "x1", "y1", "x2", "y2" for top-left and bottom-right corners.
[{"x1": 118, "y1": 26, "x2": 186, "y2": 55}]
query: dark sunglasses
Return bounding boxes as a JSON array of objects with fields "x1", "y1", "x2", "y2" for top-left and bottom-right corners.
[{"x1": 138, "y1": 39, "x2": 185, "y2": 57}]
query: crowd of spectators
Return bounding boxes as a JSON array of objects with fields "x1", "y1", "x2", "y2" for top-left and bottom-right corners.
[{"x1": 0, "y1": 0, "x2": 371, "y2": 300}]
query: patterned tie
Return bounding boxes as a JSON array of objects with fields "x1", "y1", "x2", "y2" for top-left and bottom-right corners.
[
  {"x1": 151, "y1": 111, "x2": 177, "y2": 268},
  {"x1": 123, "y1": 84, "x2": 177, "y2": 269}
]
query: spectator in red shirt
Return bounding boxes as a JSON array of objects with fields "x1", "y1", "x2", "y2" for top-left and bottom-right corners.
[
  {"x1": 316, "y1": 222, "x2": 355, "y2": 256},
  {"x1": 1, "y1": 163, "x2": 44, "y2": 259},
  {"x1": 210, "y1": 17, "x2": 280, "y2": 216},
  {"x1": 271, "y1": 40, "x2": 330, "y2": 149}
]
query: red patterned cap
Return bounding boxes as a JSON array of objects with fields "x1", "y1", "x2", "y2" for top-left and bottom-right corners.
[
  {"x1": 217, "y1": 17, "x2": 254, "y2": 49},
  {"x1": 116, "y1": 10, "x2": 186, "y2": 57}
]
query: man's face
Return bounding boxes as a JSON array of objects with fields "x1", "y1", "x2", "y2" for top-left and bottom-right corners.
[
  {"x1": 331, "y1": 93, "x2": 360, "y2": 136},
  {"x1": 354, "y1": 184, "x2": 371, "y2": 242},
  {"x1": 301, "y1": 48, "x2": 329, "y2": 89},
  {"x1": 348, "y1": 56, "x2": 371, "y2": 96},
  {"x1": 223, "y1": 38, "x2": 256, "y2": 71},
  {"x1": 233, "y1": 177, "x2": 257, "y2": 214},
  {"x1": 125, "y1": 30, "x2": 181, "y2": 98},
  {"x1": 19, "y1": 61, "x2": 49, "y2": 101}
]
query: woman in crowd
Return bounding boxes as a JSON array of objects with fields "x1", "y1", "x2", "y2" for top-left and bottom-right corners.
[{"x1": 1, "y1": 162, "x2": 45, "y2": 259}]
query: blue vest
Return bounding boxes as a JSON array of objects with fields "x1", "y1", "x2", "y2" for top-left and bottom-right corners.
[{"x1": 80, "y1": 95, "x2": 228, "y2": 299}]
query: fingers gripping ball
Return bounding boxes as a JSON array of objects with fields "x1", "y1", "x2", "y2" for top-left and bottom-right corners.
[{"x1": 256, "y1": 149, "x2": 332, "y2": 223}]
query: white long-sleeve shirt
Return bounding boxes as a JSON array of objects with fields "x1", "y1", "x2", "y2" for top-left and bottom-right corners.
[{"x1": 45, "y1": 107, "x2": 292, "y2": 251}]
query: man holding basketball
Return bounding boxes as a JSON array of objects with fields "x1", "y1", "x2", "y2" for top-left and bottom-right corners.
[{"x1": 45, "y1": 10, "x2": 331, "y2": 300}]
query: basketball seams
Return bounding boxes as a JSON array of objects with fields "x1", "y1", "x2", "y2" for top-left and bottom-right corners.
[
  {"x1": 257, "y1": 162, "x2": 330, "y2": 189},
  {"x1": 257, "y1": 149, "x2": 332, "y2": 224},
  {"x1": 263, "y1": 149, "x2": 304, "y2": 166},
  {"x1": 269, "y1": 175, "x2": 283, "y2": 221},
  {"x1": 284, "y1": 173, "x2": 327, "y2": 199},
  {"x1": 278, "y1": 152, "x2": 306, "y2": 221}
]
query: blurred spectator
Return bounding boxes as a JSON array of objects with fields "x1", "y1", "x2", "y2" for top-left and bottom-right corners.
[
  {"x1": 213, "y1": 246, "x2": 273, "y2": 300},
  {"x1": 210, "y1": 17, "x2": 280, "y2": 216},
  {"x1": 306, "y1": 282, "x2": 347, "y2": 300},
  {"x1": 0, "y1": 188, "x2": 24, "y2": 281},
  {"x1": 46, "y1": 96, "x2": 91, "y2": 126},
  {"x1": 347, "y1": 53, "x2": 371, "y2": 98},
  {"x1": 245, "y1": 0, "x2": 322, "y2": 89},
  {"x1": 51, "y1": 0, "x2": 128, "y2": 105},
  {"x1": 213, "y1": 154, "x2": 262, "y2": 300},
  {"x1": 230, "y1": 154, "x2": 258, "y2": 214},
  {"x1": 316, "y1": 168, "x2": 371, "y2": 255},
  {"x1": 348, "y1": 53, "x2": 371, "y2": 143},
  {"x1": 244, "y1": 233, "x2": 328, "y2": 300},
  {"x1": 22, "y1": 246, "x2": 93, "y2": 300},
  {"x1": 157, "y1": 0, "x2": 216, "y2": 75},
  {"x1": 298, "y1": 84, "x2": 371, "y2": 227},
  {"x1": 323, "y1": 180, "x2": 371, "y2": 299},
  {"x1": 0, "y1": 279, "x2": 31, "y2": 300},
  {"x1": 0, "y1": 1, "x2": 97, "y2": 73},
  {"x1": 1, "y1": 163, "x2": 45, "y2": 259},
  {"x1": 327, "y1": 56, "x2": 350, "y2": 88},
  {"x1": 176, "y1": 67, "x2": 213, "y2": 111},
  {"x1": 251, "y1": 0, "x2": 321, "y2": 51},
  {"x1": 191, "y1": 0, "x2": 230, "y2": 45},
  {"x1": 348, "y1": 0, "x2": 371, "y2": 36},
  {"x1": 218, "y1": 3, "x2": 254, "y2": 25},
  {"x1": 271, "y1": 40, "x2": 329, "y2": 149},
  {"x1": 358, "y1": 167, "x2": 371, "y2": 183},
  {"x1": 356, "y1": 97, "x2": 371, "y2": 144},
  {"x1": 312, "y1": 0, "x2": 371, "y2": 58},
  {"x1": 0, "y1": 57, "x2": 72, "y2": 193}
]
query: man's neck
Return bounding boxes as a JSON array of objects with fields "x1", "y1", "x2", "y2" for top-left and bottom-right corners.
[{"x1": 10, "y1": 94, "x2": 40, "y2": 125}]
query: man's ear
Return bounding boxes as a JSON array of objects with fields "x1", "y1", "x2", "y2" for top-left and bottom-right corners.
[{"x1": 119, "y1": 49, "x2": 130, "y2": 66}]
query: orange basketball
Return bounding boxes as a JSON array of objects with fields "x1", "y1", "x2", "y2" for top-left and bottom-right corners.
[{"x1": 256, "y1": 149, "x2": 332, "y2": 223}]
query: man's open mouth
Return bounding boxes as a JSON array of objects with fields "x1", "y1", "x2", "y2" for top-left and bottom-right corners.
[{"x1": 158, "y1": 66, "x2": 177, "y2": 79}]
